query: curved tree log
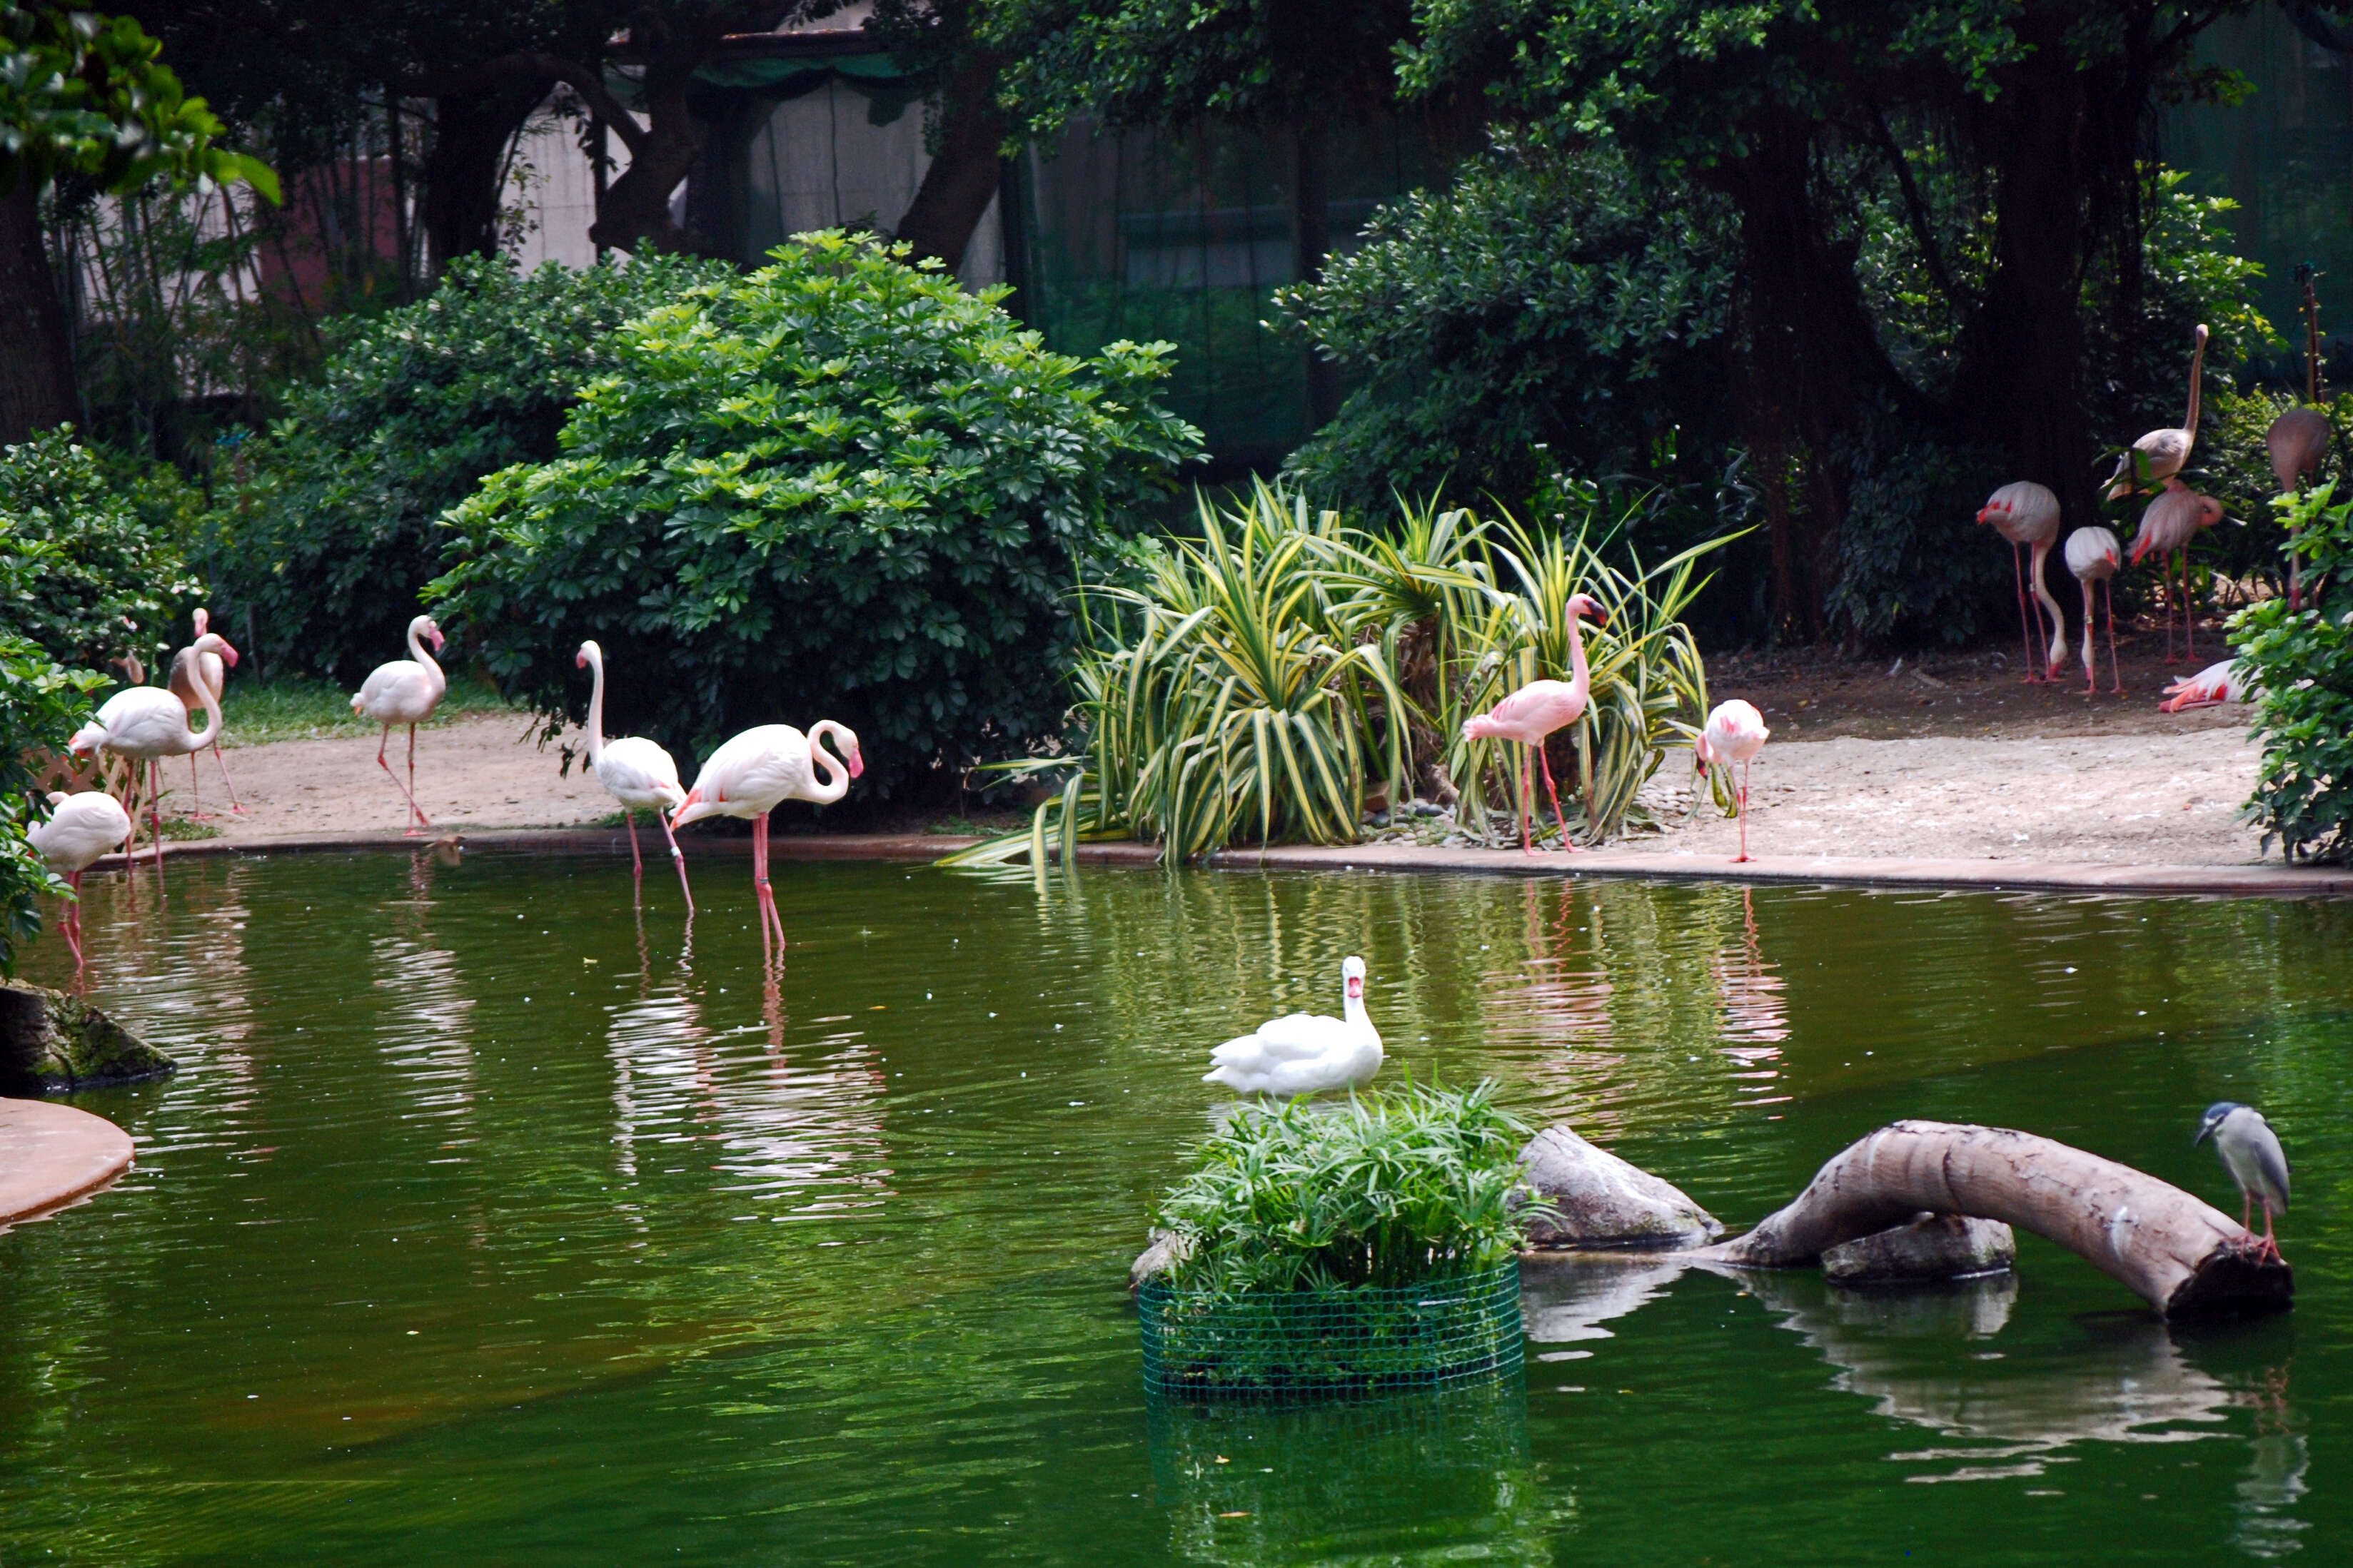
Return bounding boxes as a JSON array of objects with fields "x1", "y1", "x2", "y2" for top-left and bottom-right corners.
[{"x1": 1700, "y1": 1121, "x2": 2290, "y2": 1319}]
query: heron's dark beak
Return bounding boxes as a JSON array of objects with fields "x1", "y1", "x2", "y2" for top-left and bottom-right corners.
[{"x1": 2193, "y1": 1121, "x2": 2214, "y2": 1147}]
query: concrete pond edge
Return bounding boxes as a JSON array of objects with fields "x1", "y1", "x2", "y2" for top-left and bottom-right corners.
[{"x1": 0, "y1": 1100, "x2": 135, "y2": 1230}]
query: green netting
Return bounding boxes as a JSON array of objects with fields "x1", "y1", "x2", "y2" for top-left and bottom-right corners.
[{"x1": 1138, "y1": 1260, "x2": 1523, "y2": 1402}]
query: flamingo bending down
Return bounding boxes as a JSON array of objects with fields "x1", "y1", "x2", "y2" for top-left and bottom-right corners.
[
  {"x1": 66, "y1": 632, "x2": 237, "y2": 874},
  {"x1": 351, "y1": 616, "x2": 448, "y2": 834},
  {"x1": 2157, "y1": 659, "x2": 2252, "y2": 712},
  {"x1": 669, "y1": 720, "x2": 863, "y2": 956},
  {"x1": 2104, "y1": 323, "x2": 2208, "y2": 499},
  {"x1": 1694, "y1": 699, "x2": 1770, "y2": 864},
  {"x1": 576, "y1": 640, "x2": 693, "y2": 912},
  {"x1": 1976, "y1": 482, "x2": 2065, "y2": 682},
  {"x1": 1202, "y1": 956, "x2": 1382, "y2": 1098},
  {"x1": 2267, "y1": 408, "x2": 2329, "y2": 611},
  {"x1": 2062, "y1": 526, "x2": 2124, "y2": 695},
  {"x1": 27, "y1": 791, "x2": 133, "y2": 969},
  {"x1": 2129, "y1": 482, "x2": 2225, "y2": 664},
  {"x1": 168, "y1": 607, "x2": 244, "y2": 817},
  {"x1": 1461, "y1": 594, "x2": 1606, "y2": 854}
]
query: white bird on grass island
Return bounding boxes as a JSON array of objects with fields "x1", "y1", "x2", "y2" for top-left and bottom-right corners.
[
  {"x1": 2195, "y1": 1101, "x2": 2290, "y2": 1264},
  {"x1": 28, "y1": 791, "x2": 133, "y2": 970},
  {"x1": 670, "y1": 719, "x2": 864, "y2": 957},
  {"x1": 1203, "y1": 956, "x2": 1382, "y2": 1098},
  {"x1": 351, "y1": 615, "x2": 448, "y2": 834},
  {"x1": 576, "y1": 640, "x2": 693, "y2": 912},
  {"x1": 1694, "y1": 699, "x2": 1770, "y2": 865},
  {"x1": 69, "y1": 631, "x2": 238, "y2": 876}
]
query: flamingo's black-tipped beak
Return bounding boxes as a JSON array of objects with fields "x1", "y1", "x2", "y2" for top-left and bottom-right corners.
[
  {"x1": 848, "y1": 749, "x2": 865, "y2": 780},
  {"x1": 575, "y1": 653, "x2": 587, "y2": 669}
]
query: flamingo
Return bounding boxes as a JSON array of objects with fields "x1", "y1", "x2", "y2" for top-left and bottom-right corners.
[
  {"x1": 2157, "y1": 659, "x2": 2252, "y2": 712},
  {"x1": 1461, "y1": 594, "x2": 1606, "y2": 854},
  {"x1": 1975, "y1": 482, "x2": 2065, "y2": 682},
  {"x1": 669, "y1": 719, "x2": 864, "y2": 956},
  {"x1": 26, "y1": 791, "x2": 133, "y2": 970},
  {"x1": 2104, "y1": 323, "x2": 2208, "y2": 499},
  {"x1": 2130, "y1": 481, "x2": 2225, "y2": 664},
  {"x1": 168, "y1": 608, "x2": 245, "y2": 818},
  {"x1": 66, "y1": 631, "x2": 236, "y2": 875},
  {"x1": 1201, "y1": 956, "x2": 1382, "y2": 1098},
  {"x1": 576, "y1": 639, "x2": 693, "y2": 912},
  {"x1": 2062, "y1": 525, "x2": 2124, "y2": 695},
  {"x1": 1694, "y1": 699, "x2": 1770, "y2": 864},
  {"x1": 351, "y1": 615, "x2": 448, "y2": 834},
  {"x1": 2269, "y1": 408, "x2": 2329, "y2": 612}
]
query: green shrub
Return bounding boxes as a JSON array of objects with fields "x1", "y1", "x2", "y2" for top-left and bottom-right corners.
[
  {"x1": 0, "y1": 637, "x2": 107, "y2": 972},
  {"x1": 2232, "y1": 481, "x2": 2353, "y2": 862},
  {"x1": 0, "y1": 427, "x2": 196, "y2": 673},
  {"x1": 430, "y1": 231, "x2": 1204, "y2": 804},
  {"x1": 1154, "y1": 1081, "x2": 1541, "y2": 1295},
  {"x1": 203, "y1": 251, "x2": 733, "y2": 682}
]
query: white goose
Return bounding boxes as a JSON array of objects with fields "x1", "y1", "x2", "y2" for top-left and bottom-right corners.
[{"x1": 1203, "y1": 956, "x2": 1384, "y2": 1098}]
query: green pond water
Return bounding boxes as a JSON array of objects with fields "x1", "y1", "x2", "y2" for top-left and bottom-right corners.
[{"x1": 6, "y1": 851, "x2": 2350, "y2": 1564}]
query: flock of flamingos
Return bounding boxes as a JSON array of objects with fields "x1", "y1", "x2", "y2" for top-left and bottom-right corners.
[{"x1": 19, "y1": 319, "x2": 2291, "y2": 969}]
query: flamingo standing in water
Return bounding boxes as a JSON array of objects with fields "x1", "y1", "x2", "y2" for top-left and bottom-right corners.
[
  {"x1": 2130, "y1": 482, "x2": 2225, "y2": 664},
  {"x1": 27, "y1": 790, "x2": 133, "y2": 969},
  {"x1": 670, "y1": 719, "x2": 864, "y2": 956},
  {"x1": 1975, "y1": 482, "x2": 2064, "y2": 682},
  {"x1": 67, "y1": 631, "x2": 237, "y2": 874},
  {"x1": 1695, "y1": 699, "x2": 1770, "y2": 864},
  {"x1": 1461, "y1": 594, "x2": 1606, "y2": 854},
  {"x1": 351, "y1": 615, "x2": 448, "y2": 834},
  {"x1": 2105, "y1": 323, "x2": 2207, "y2": 499},
  {"x1": 168, "y1": 608, "x2": 244, "y2": 818},
  {"x1": 576, "y1": 639, "x2": 693, "y2": 911},
  {"x1": 2062, "y1": 525, "x2": 2124, "y2": 695}
]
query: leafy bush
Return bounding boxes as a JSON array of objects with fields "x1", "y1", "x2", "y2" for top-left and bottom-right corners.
[
  {"x1": 0, "y1": 637, "x2": 106, "y2": 972},
  {"x1": 1154, "y1": 1081, "x2": 1540, "y2": 1295},
  {"x1": 431, "y1": 231, "x2": 1203, "y2": 804},
  {"x1": 2232, "y1": 482, "x2": 2353, "y2": 862},
  {"x1": 0, "y1": 427, "x2": 196, "y2": 673},
  {"x1": 203, "y1": 251, "x2": 733, "y2": 682}
]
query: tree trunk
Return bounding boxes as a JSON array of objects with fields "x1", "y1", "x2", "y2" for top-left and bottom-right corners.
[
  {"x1": 423, "y1": 79, "x2": 547, "y2": 274},
  {"x1": 895, "y1": 51, "x2": 1009, "y2": 274},
  {"x1": 1702, "y1": 1120, "x2": 2292, "y2": 1319},
  {"x1": 588, "y1": 61, "x2": 704, "y2": 255},
  {"x1": 0, "y1": 181, "x2": 80, "y2": 444}
]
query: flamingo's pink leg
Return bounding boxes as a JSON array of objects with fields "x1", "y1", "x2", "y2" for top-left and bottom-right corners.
[
  {"x1": 380, "y1": 724, "x2": 433, "y2": 833},
  {"x1": 1535, "y1": 740, "x2": 1583, "y2": 854},
  {"x1": 2012, "y1": 544, "x2": 2040, "y2": 683},
  {"x1": 1733, "y1": 759, "x2": 1753, "y2": 864},
  {"x1": 623, "y1": 809, "x2": 645, "y2": 889},
  {"x1": 1518, "y1": 745, "x2": 1536, "y2": 855},
  {"x1": 408, "y1": 724, "x2": 430, "y2": 831},
  {"x1": 63, "y1": 869, "x2": 86, "y2": 971},
  {"x1": 211, "y1": 742, "x2": 245, "y2": 814},
  {"x1": 2103, "y1": 580, "x2": 2123, "y2": 694},
  {"x1": 187, "y1": 752, "x2": 210, "y2": 821},
  {"x1": 148, "y1": 759, "x2": 167, "y2": 884},
  {"x1": 2079, "y1": 580, "x2": 2097, "y2": 695},
  {"x1": 659, "y1": 810, "x2": 695, "y2": 914}
]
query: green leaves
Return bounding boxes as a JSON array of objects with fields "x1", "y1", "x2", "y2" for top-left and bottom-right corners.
[
  {"x1": 2232, "y1": 481, "x2": 2353, "y2": 863},
  {"x1": 0, "y1": 426, "x2": 196, "y2": 674},
  {"x1": 0, "y1": 634, "x2": 104, "y2": 973}
]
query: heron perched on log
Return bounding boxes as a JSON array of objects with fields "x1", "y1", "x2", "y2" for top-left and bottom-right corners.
[{"x1": 2195, "y1": 1101, "x2": 2290, "y2": 1264}]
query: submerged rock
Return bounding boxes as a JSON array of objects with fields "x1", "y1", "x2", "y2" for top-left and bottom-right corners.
[
  {"x1": 0, "y1": 981, "x2": 176, "y2": 1094},
  {"x1": 1516, "y1": 1126, "x2": 1724, "y2": 1249},
  {"x1": 1823, "y1": 1213, "x2": 2015, "y2": 1285}
]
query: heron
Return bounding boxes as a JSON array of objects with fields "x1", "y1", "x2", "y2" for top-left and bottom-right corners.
[{"x1": 2194, "y1": 1101, "x2": 2291, "y2": 1263}]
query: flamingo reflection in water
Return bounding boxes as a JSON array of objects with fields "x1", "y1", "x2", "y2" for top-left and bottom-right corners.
[{"x1": 1711, "y1": 888, "x2": 1788, "y2": 1106}]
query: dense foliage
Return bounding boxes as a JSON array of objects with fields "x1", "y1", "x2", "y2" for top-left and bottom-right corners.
[
  {"x1": 0, "y1": 428, "x2": 196, "y2": 673},
  {"x1": 2232, "y1": 482, "x2": 2353, "y2": 864},
  {"x1": 0, "y1": 638, "x2": 106, "y2": 973},
  {"x1": 1154, "y1": 1081, "x2": 1540, "y2": 1294},
  {"x1": 431, "y1": 231, "x2": 1203, "y2": 804},
  {"x1": 204, "y1": 252, "x2": 730, "y2": 681}
]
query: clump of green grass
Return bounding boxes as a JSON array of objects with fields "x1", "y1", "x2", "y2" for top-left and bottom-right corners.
[
  {"x1": 156, "y1": 817, "x2": 223, "y2": 841},
  {"x1": 1158, "y1": 1081, "x2": 1543, "y2": 1295},
  {"x1": 211, "y1": 674, "x2": 520, "y2": 748}
]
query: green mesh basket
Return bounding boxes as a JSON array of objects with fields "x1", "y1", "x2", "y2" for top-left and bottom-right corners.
[{"x1": 1138, "y1": 1260, "x2": 1524, "y2": 1401}]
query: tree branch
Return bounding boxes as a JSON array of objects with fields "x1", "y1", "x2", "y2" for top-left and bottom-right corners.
[
  {"x1": 390, "y1": 54, "x2": 650, "y2": 158},
  {"x1": 1863, "y1": 102, "x2": 1962, "y2": 308}
]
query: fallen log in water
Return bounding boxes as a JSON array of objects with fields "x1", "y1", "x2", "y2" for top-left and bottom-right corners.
[{"x1": 1698, "y1": 1120, "x2": 2290, "y2": 1319}]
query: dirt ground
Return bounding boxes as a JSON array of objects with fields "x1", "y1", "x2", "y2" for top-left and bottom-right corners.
[{"x1": 129, "y1": 621, "x2": 2267, "y2": 868}]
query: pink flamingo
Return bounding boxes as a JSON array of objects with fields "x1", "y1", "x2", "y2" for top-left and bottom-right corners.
[
  {"x1": 1975, "y1": 482, "x2": 2064, "y2": 682},
  {"x1": 1461, "y1": 594, "x2": 1606, "y2": 854},
  {"x1": 2272, "y1": 271, "x2": 2330, "y2": 612},
  {"x1": 351, "y1": 615, "x2": 448, "y2": 834},
  {"x1": 2158, "y1": 659, "x2": 2252, "y2": 712},
  {"x1": 670, "y1": 720, "x2": 863, "y2": 957},
  {"x1": 2104, "y1": 323, "x2": 2207, "y2": 499},
  {"x1": 2062, "y1": 525, "x2": 2123, "y2": 695},
  {"x1": 1694, "y1": 699, "x2": 1770, "y2": 864},
  {"x1": 168, "y1": 608, "x2": 245, "y2": 818},
  {"x1": 27, "y1": 790, "x2": 133, "y2": 971},
  {"x1": 577, "y1": 639, "x2": 694, "y2": 911},
  {"x1": 66, "y1": 631, "x2": 237, "y2": 876},
  {"x1": 2130, "y1": 481, "x2": 2224, "y2": 664}
]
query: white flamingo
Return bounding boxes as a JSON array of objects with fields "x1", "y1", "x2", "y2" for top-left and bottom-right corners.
[
  {"x1": 66, "y1": 631, "x2": 237, "y2": 875},
  {"x1": 168, "y1": 607, "x2": 245, "y2": 817},
  {"x1": 2105, "y1": 323, "x2": 2208, "y2": 499},
  {"x1": 351, "y1": 615, "x2": 448, "y2": 834},
  {"x1": 1202, "y1": 956, "x2": 1383, "y2": 1097},
  {"x1": 2062, "y1": 525, "x2": 2124, "y2": 695},
  {"x1": 1694, "y1": 699, "x2": 1770, "y2": 864},
  {"x1": 576, "y1": 639, "x2": 693, "y2": 911},
  {"x1": 2158, "y1": 659, "x2": 2253, "y2": 712},
  {"x1": 1975, "y1": 482, "x2": 2065, "y2": 682},
  {"x1": 670, "y1": 720, "x2": 864, "y2": 956},
  {"x1": 27, "y1": 790, "x2": 133, "y2": 969}
]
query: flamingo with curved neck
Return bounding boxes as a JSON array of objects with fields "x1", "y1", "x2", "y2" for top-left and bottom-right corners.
[
  {"x1": 69, "y1": 631, "x2": 237, "y2": 876},
  {"x1": 2105, "y1": 323, "x2": 2207, "y2": 499},
  {"x1": 168, "y1": 607, "x2": 246, "y2": 817},
  {"x1": 1462, "y1": 594, "x2": 1606, "y2": 854},
  {"x1": 577, "y1": 639, "x2": 695, "y2": 911},
  {"x1": 669, "y1": 720, "x2": 864, "y2": 956},
  {"x1": 351, "y1": 615, "x2": 448, "y2": 833}
]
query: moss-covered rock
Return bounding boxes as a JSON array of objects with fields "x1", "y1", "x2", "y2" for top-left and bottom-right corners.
[{"x1": 0, "y1": 980, "x2": 176, "y2": 1093}]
